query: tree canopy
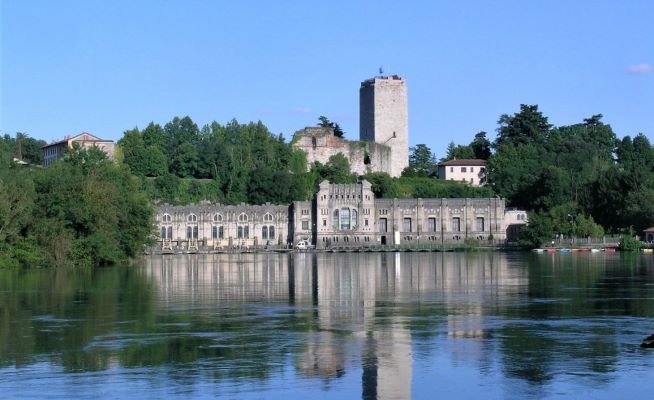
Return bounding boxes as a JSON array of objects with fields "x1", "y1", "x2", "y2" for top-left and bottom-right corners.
[
  {"x1": 318, "y1": 115, "x2": 345, "y2": 138},
  {"x1": 0, "y1": 144, "x2": 153, "y2": 267}
]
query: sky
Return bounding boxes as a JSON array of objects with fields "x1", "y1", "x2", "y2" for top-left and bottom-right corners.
[{"x1": 1, "y1": 0, "x2": 653, "y2": 158}]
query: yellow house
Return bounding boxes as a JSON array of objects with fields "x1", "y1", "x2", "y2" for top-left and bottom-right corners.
[{"x1": 42, "y1": 132, "x2": 115, "y2": 167}]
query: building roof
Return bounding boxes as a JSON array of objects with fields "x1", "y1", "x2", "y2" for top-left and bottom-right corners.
[
  {"x1": 438, "y1": 159, "x2": 488, "y2": 167},
  {"x1": 42, "y1": 132, "x2": 109, "y2": 149},
  {"x1": 643, "y1": 227, "x2": 654, "y2": 232}
]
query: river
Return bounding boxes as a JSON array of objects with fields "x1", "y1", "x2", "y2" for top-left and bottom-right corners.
[{"x1": 1, "y1": 252, "x2": 653, "y2": 399}]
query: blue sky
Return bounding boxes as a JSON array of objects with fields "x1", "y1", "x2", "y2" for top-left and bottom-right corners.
[{"x1": 1, "y1": 0, "x2": 652, "y2": 157}]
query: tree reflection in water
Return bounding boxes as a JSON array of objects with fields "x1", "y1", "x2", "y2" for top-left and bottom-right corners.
[{"x1": 1, "y1": 252, "x2": 654, "y2": 398}]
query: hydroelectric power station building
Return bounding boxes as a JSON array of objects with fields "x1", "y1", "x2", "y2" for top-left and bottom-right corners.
[
  {"x1": 154, "y1": 75, "x2": 526, "y2": 252},
  {"x1": 154, "y1": 180, "x2": 526, "y2": 252}
]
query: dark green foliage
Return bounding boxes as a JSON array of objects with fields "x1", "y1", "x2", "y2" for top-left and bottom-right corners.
[
  {"x1": 618, "y1": 233, "x2": 643, "y2": 251},
  {"x1": 311, "y1": 154, "x2": 357, "y2": 184},
  {"x1": 0, "y1": 133, "x2": 46, "y2": 164},
  {"x1": 362, "y1": 172, "x2": 396, "y2": 198},
  {"x1": 470, "y1": 131, "x2": 491, "y2": 160},
  {"x1": 318, "y1": 116, "x2": 345, "y2": 138},
  {"x1": 484, "y1": 105, "x2": 654, "y2": 236},
  {"x1": 403, "y1": 144, "x2": 437, "y2": 177},
  {"x1": 0, "y1": 145, "x2": 153, "y2": 268},
  {"x1": 442, "y1": 141, "x2": 475, "y2": 161},
  {"x1": 519, "y1": 212, "x2": 554, "y2": 249},
  {"x1": 392, "y1": 177, "x2": 494, "y2": 199},
  {"x1": 496, "y1": 104, "x2": 552, "y2": 146},
  {"x1": 119, "y1": 117, "x2": 315, "y2": 205}
]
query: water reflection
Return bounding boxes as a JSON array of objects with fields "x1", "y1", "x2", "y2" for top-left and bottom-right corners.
[{"x1": 1, "y1": 253, "x2": 654, "y2": 399}]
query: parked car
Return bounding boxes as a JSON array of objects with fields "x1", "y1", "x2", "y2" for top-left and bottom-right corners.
[{"x1": 295, "y1": 240, "x2": 314, "y2": 250}]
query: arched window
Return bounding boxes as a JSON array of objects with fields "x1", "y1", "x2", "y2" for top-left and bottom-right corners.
[
  {"x1": 269, "y1": 226, "x2": 275, "y2": 239},
  {"x1": 187, "y1": 226, "x2": 198, "y2": 239},
  {"x1": 212, "y1": 226, "x2": 224, "y2": 240},
  {"x1": 351, "y1": 209, "x2": 358, "y2": 228},
  {"x1": 244, "y1": 226, "x2": 249, "y2": 239},
  {"x1": 187, "y1": 214, "x2": 197, "y2": 223},
  {"x1": 262, "y1": 226, "x2": 269, "y2": 240},
  {"x1": 238, "y1": 213, "x2": 248, "y2": 222},
  {"x1": 340, "y1": 208, "x2": 350, "y2": 230},
  {"x1": 333, "y1": 209, "x2": 339, "y2": 230},
  {"x1": 263, "y1": 213, "x2": 273, "y2": 222},
  {"x1": 162, "y1": 214, "x2": 172, "y2": 223},
  {"x1": 237, "y1": 226, "x2": 243, "y2": 239},
  {"x1": 213, "y1": 213, "x2": 223, "y2": 223}
]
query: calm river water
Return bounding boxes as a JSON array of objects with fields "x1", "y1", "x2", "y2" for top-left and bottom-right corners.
[{"x1": 1, "y1": 252, "x2": 654, "y2": 399}]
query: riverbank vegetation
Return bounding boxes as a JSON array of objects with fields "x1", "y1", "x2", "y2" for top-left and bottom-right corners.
[
  {"x1": 0, "y1": 143, "x2": 153, "y2": 267},
  {"x1": 3, "y1": 102, "x2": 653, "y2": 266},
  {"x1": 436, "y1": 105, "x2": 654, "y2": 248}
]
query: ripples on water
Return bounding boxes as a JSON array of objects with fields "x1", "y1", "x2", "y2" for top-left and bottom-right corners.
[{"x1": 1, "y1": 252, "x2": 654, "y2": 399}]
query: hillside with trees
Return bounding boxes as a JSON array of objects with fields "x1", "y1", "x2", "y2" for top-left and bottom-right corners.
[
  {"x1": 4, "y1": 104, "x2": 651, "y2": 266},
  {"x1": 434, "y1": 104, "x2": 654, "y2": 247},
  {"x1": 117, "y1": 116, "x2": 492, "y2": 205},
  {"x1": 0, "y1": 143, "x2": 153, "y2": 267}
]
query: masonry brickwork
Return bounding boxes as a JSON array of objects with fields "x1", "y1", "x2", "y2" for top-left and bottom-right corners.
[
  {"x1": 292, "y1": 75, "x2": 409, "y2": 178},
  {"x1": 360, "y1": 75, "x2": 409, "y2": 177},
  {"x1": 292, "y1": 127, "x2": 392, "y2": 176},
  {"x1": 153, "y1": 181, "x2": 527, "y2": 252}
]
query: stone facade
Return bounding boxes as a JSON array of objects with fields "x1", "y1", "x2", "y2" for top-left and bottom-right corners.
[
  {"x1": 292, "y1": 127, "x2": 392, "y2": 176},
  {"x1": 156, "y1": 203, "x2": 290, "y2": 251},
  {"x1": 291, "y1": 75, "x2": 408, "y2": 178},
  {"x1": 153, "y1": 181, "x2": 527, "y2": 252},
  {"x1": 360, "y1": 75, "x2": 409, "y2": 177}
]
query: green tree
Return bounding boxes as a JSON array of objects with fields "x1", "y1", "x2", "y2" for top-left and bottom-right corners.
[
  {"x1": 519, "y1": 212, "x2": 554, "y2": 249},
  {"x1": 403, "y1": 144, "x2": 437, "y2": 177},
  {"x1": 315, "y1": 154, "x2": 356, "y2": 184},
  {"x1": 362, "y1": 172, "x2": 395, "y2": 198},
  {"x1": 495, "y1": 104, "x2": 552, "y2": 146},
  {"x1": 442, "y1": 141, "x2": 474, "y2": 161},
  {"x1": 470, "y1": 131, "x2": 491, "y2": 160},
  {"x1": 318, "y1": 116, "x2": 344, "y2": 138}
]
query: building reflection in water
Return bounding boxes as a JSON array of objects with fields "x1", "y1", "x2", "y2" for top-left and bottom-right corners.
[{"x1": 143, "y1": 252, "x2": 526, "y2": 399}]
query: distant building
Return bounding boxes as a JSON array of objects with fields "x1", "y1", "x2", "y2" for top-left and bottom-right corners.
[
  {"x1": 437, "y1": 159, "x2": 487, "y2": 186},
  {"x1": 42, "y1": 132, "x2": 114, "y2": 167},
  {"x1": 644, "y1": 227, "x2": 654, "y2": 242},
  {"x1": 292, "y1": 75, "x2": 408, "y2": 178},
  {"x1": 153, "y1": 180, "x2": 527, "y2": 252}
]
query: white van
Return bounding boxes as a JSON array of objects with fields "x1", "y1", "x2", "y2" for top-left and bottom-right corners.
[{"x1": 295, "y1": 240, "x2": 313, "y2": 250}]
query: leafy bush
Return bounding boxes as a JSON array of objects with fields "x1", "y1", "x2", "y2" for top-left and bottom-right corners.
[{"x1": 618, "y1": 235, "x2": 643, "y2": 251}]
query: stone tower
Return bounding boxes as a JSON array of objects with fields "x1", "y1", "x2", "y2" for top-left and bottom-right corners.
[{"x1": 359, "y1": 75, "x2": 408, "y2": 177}]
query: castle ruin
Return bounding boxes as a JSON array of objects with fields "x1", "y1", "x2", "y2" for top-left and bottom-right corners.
[{"x1": 293, "y1": 75, "x2": 409, "y2": 177}]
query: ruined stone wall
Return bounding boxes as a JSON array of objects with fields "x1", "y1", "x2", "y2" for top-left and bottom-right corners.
[{"x1": 292, "y1": 127, "x2": 392, "y2": 176}]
